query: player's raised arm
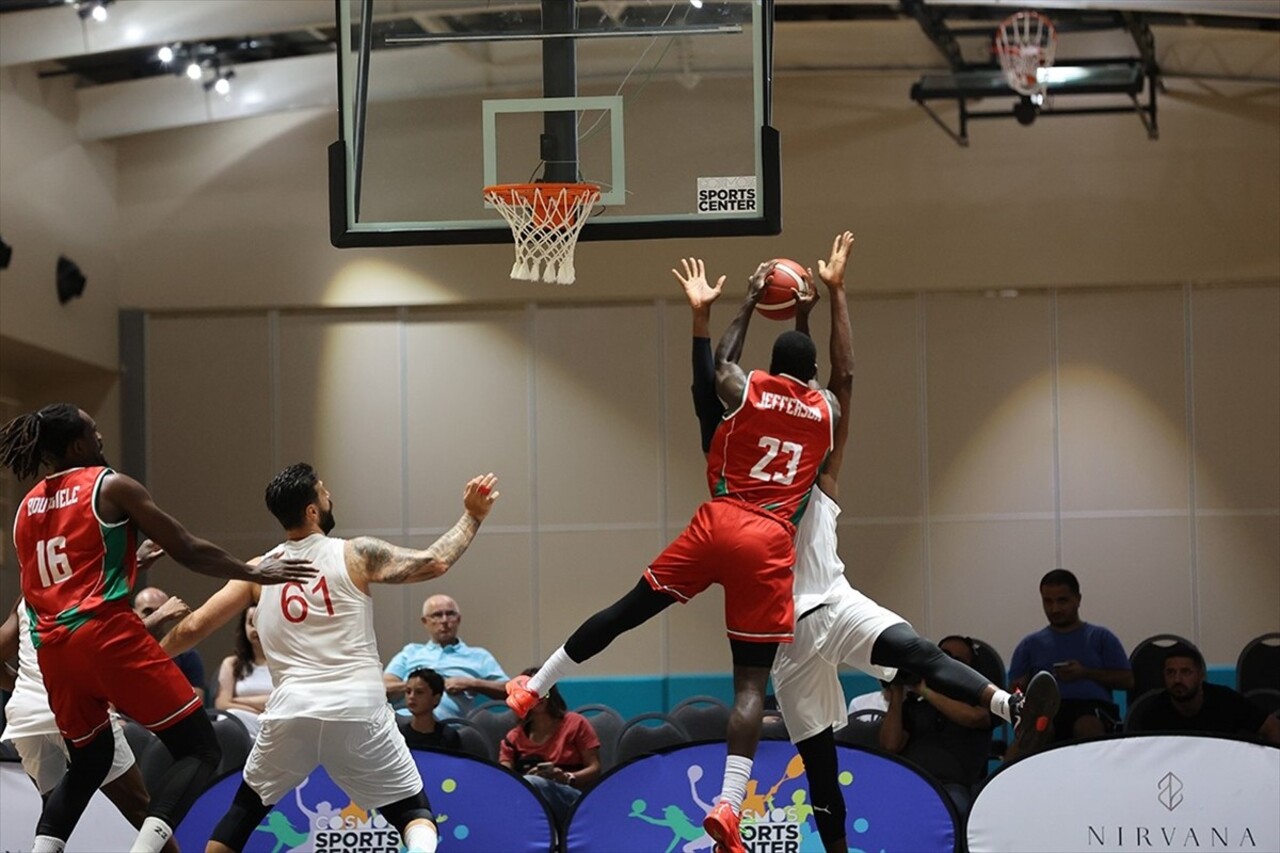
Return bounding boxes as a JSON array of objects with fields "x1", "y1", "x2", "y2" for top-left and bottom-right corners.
[
  {"x1": 816, "y1": 231, "x2": 855, "y2": 492},
  {"x1": 98, "y1": 472, "x2": 314, "y2": 585},
  {"x1": 349, "y1": 474, "x2": 499, "y2": 588},
  {"x1": 715, "y1": 261, "x2": 773, "y2": 406}
]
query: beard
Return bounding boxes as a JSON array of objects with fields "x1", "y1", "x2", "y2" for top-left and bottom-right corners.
[
  {"x1": 319, "y1": 505, "x2": 336, "y2": 535},
  {"x1": 1169, "y1": 684, "x2": 1198, "y2": 702}
]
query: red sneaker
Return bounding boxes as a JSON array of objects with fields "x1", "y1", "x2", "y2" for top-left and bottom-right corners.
[
  {"x1": 703, "y1": 801, "x2": 746, "y2": 853},
  {"x1": 505, "y1": 675, "x2": 541, "y2": 719}
]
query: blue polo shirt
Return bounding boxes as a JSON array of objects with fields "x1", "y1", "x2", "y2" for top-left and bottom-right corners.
[
  {"x1": 1009, "y1": 623, "x2": 1130, "y2": 703},
  {"x1": 384, "y1": 638, "x2": 508, "y2": 719}
]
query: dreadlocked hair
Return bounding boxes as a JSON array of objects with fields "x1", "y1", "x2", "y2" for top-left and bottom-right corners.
[{"x1": 0, "y1": 403, "x2": 83, "y2": 480}]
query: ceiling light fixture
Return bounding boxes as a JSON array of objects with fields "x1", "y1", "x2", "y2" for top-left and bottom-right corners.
[
  {"x1": 204, "y1": 68, "x2": 235, "y2": 96},
  {"x1": 157, "y1": 45, "x2": 174, "y2": 64},
  {"x1": 73, "y1": 0, "x2": 113, "y2": 22}
]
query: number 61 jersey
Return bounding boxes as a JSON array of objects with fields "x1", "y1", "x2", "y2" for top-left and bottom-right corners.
[
  {"x1": 255, "y1": 533, "x2": 388, "y2": 719},
  {"x1": 707, "y1": 370, "x2": 834, "y2": 526},
  {"x1": 14, "y1": 466, "x2": 138, "y2": 646}
]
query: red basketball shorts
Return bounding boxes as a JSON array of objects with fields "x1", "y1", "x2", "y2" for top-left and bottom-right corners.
[
  {"x1": 645, "y1": 498, "x2": 796, "y2": 643},
  {"x1": 37, "y1": 607, "x2": 202, "y2": 745}
]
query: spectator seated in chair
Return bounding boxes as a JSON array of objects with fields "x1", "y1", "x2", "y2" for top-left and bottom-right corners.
[
  {"x1": 1131, "y1": 642, "x2": 1280, "y2": 745},
  {"x1": 214, "y1": 605, "x2": 272, "y2": 738},
  {"x1": 878, "y1": 636, "x2": 996, "y2": 820},
  {"x1": 1008, "y1": 569, "x2": 1133, "y2": 747},
  {"x1": 397, "y1": 667, "x2": 463, "y2": 753},
  {"x1": 499, "y1": 669, "x2": 600, "y2": 829},
  {"x1": 383, "y1": 594, "x2": 510, "y2": 720}
]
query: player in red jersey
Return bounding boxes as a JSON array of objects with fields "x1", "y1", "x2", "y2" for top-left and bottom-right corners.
[
  {"x1": 0, "y1": 404, "x2": 313, "y2": 853},
  {"x1": 507, "y1": 261, "x2": 839, "y2": 853}
]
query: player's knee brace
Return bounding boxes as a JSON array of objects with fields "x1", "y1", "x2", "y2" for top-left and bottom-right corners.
[
  {"x1": 794, "y1": 729, "x2": 846, "y2": 847},
  {"x1": 209, "y1": 782, "x2": 272, "y2": 852},
  {"x1": 379, "y1": 790, "x2": 435, "y2": 835}
]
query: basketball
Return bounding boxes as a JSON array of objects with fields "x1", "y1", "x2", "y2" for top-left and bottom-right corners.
[{"x1": 755, "y1": 259, "x2": 811, "y2": 321}]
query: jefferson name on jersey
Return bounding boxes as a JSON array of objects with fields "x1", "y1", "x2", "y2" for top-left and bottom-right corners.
[{"x1": 756, "y1": 390, "x2": 824, "y2": 421}]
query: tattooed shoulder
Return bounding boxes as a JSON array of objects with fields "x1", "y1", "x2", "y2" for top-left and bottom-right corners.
[{"x1": 353, "y1": 537, "x2": 393, "y2": 567}]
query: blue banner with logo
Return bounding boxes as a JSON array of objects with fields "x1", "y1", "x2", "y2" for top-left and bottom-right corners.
[
  {"x1": 175, "y1": 748, "x2": 555, "y2": 852},
  {"x1": 566, "y1": 740, "x2": 957, "y2": 853}
]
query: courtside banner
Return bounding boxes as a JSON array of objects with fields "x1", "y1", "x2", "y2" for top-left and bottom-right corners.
[
  {"x1": 968, "y1": 734, "x2": 1280, "y2": 852},
  {"x1": 1, "y1": 762, "x2": 138, "y2": 852},
  {"x1": 566, "y1": 740, "x2": 957, "y2": 853},
  {"x1": 174, "y1": 748, "x2": 554, "y2": 852}
]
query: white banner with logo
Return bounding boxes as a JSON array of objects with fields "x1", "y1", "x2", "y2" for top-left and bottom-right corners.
[
  {"x1": 968, "y1": 734, "x2": 1279, "y2": 852},
  {"x1": 1, "y1": 762, "x2": 138, "y2": 852}
]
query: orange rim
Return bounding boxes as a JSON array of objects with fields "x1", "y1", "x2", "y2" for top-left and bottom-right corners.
[{"x1": 484, "y1": 182, "x2": 600, "y2": 228}]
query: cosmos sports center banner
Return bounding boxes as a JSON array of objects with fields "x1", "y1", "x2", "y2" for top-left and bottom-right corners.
[
  {"x1": 566, "y1": 741, "x2": 957, "y2": 853},
  {"x1": 175, "y1": 749, "x2": 554, "y2": 853}
]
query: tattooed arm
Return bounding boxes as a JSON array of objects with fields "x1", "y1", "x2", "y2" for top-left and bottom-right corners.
[{"x1": 347, "y1": 474, "x2": 499, "y2": 591}]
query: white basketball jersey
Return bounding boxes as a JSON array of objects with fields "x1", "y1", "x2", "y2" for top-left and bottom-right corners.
[
  {"x1": 255, "y1": 534, "x2": 387, "y2": 720},
  {"x1": 792, "y1": 485, "x2": 853, "y2": 614},
  {"x1": 1, "y1": 598, "x2": 59, "y2": 739}
]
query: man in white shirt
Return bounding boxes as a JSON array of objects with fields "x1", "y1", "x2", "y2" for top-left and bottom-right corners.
[{"x1": 161, "y1": 464, "x2": 498, "y2": 853}]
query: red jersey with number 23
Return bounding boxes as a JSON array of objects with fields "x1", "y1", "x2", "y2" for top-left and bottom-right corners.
[
  {"x1": 707, "y1": 370, "x2": 834, "y2": 526},
  {"x1": 14, "y1": 466, "x2": 138, "y2": 647}
]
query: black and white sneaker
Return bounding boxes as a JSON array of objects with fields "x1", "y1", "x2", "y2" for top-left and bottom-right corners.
[{"x1": 1010, "y1": 670, "x2": 1061, "y2": 758}]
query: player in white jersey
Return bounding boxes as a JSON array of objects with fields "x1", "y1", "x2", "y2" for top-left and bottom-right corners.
[
  {"x1": 0, "y1": 543, "x2": 182, "y2": 853},
  {"x1": 678, "y1": 231, "x2": 1061, "y2": 853},
  {"x1": 159, "y1": 464, "x2": 499, "y2": 853}
]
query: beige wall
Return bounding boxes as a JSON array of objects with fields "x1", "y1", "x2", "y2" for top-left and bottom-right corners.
[
  {"x1": 0, "y1": 67, "x2": 120, "y2": 369},
  {"x1": 142, "y1": 283, "x2": 1279, "y2": 675}
]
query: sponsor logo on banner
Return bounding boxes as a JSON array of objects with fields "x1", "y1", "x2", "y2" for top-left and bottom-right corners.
[
  {"x1": 967, "y1": 735, "x2": 1278, "y2": 853},
  {"x1": 174, "y1": 749, "x2": 554, "y2": 853},
  {"x1": 697, "y1": 176, "x2": 758, "y2": 213},
  {"x1": 569, "y1": 740, "x2": 956, "y2": 853},
  {"x1": 1157, "y1": 771, "x2": 1183, "y2": 812}
]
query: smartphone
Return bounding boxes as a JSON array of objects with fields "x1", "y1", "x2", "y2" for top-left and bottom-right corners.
[{"x1": 534, "y1": 761, "x2": 555, "y2": 775}]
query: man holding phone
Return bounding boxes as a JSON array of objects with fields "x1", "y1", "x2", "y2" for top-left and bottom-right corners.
[{"x1": 1009, "y1": 569, "x2": 1133, "y2": 748}]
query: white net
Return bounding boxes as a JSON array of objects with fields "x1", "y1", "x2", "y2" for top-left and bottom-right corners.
[
  {"x1": 995, "y1": 11, "x2": 1057, "y2": 97},
  {"x1": 485, "y1": 183, "x2": 601, "y2": 285}
]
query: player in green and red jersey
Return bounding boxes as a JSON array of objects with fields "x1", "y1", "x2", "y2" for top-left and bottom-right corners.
[{"x1": 1, "y1": 403, "x2": 313, "y2": 853}]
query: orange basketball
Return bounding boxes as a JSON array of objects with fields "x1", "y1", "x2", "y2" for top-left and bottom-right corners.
[{"x1": 755, "y1": 258, "x2": 810, "y2": 321}]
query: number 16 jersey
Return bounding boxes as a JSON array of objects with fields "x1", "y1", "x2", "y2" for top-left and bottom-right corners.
[
  {"x1": 255, "y1": 533, "x2": 387, "y2": 720},
  {"x1": 707, "y1": 370, "x2": 834, "y2": 526}
]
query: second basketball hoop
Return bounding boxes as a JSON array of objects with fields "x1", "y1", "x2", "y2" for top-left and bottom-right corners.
[{"x1": 994, "y1": 10, "x2": 1057, "y2": 98}]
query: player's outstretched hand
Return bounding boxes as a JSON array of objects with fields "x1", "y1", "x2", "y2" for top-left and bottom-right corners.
[
  {"x1": 745, "y1": 260, "x2": 775, "y2": 303},
  {"x1": 672, "y1": 258, "x2": 725, "y2": 314},
  {"x1": 464, "y1": 473, "x2": 499, "y2": 521},
  {"x1": 251, "y1": 553, "x2": 317, "y2": 585},
  {"x1": 817, "y1": 230, "x2": 855, "y2": 290}
]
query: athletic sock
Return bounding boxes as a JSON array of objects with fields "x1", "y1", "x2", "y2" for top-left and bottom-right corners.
[
  {"x1": 717, "y1": 755, "x2": 754, "y2": 812},
  {"x1": 129, "y1": 817, "x2": 173, "y2": 853},
  {"x1": 989, "y1": 689, "x2": 1014, "y2": 724},
  {"x1": 526, "y1": 646, "x2": 578, "y2": 696},
  {"x1": 32, "y1": 836, "x2": 65, "y2": 853},
  {"x1": 403, "y1": 820, "x2": 438, "y2": 853}
]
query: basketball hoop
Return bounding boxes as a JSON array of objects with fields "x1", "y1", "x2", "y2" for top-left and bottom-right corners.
[
  {"x1": 484, "y1": 182, "x2": 600, "y2": 285},
  {"x1": 995, "y1": 10, "x2": 1057, "y2": 98}
]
